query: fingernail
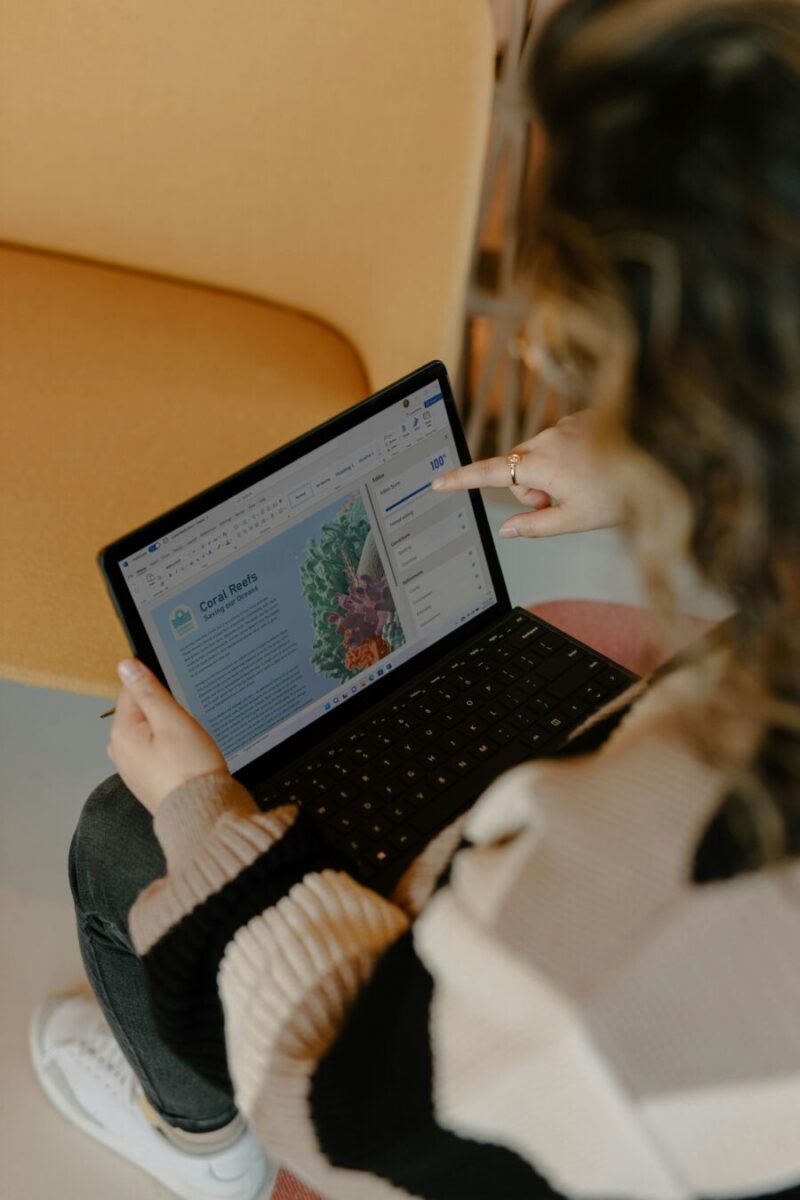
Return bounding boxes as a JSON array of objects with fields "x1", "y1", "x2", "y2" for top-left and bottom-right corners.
[
  {"x1": 431, "y1": 478, "x2": 444, "y2": 491},
  {"x1": 117, "y1": 658, "x2": 143, "y2": 685},
  {"x1": 500, "y1": 527, "x2": 519, "y2": 538}
]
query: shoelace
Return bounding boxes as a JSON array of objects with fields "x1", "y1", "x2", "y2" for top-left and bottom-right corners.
[{"x1": 74, "y1": 1020, "x2": 138, "y2": 1105}]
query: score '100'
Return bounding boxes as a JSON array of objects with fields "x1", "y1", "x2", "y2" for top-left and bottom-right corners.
[{"x1": 430, "y1": 455, "x2": 446, "y2": 471}]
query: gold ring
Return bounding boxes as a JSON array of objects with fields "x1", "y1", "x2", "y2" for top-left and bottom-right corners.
[{"x1": 507, "y1": 452, "x2": 522, "y2": 487}]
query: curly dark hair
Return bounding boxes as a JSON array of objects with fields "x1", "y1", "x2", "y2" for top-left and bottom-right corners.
[{"x1": 521, "y1": 0, "x2": 800, "y2": 868}]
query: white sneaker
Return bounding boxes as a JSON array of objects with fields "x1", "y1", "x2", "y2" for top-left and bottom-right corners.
[{"x1": 29, "y1": 994, "x2": 277, "y2": 1200}]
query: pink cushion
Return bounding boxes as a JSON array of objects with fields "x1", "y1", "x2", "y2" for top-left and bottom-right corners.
[
  {"x1": 273, "y1": 1169, "x2": 326, "y2": 1200},
  {"x1": 528, "y1": 600, "x2": 716, "y2": 677}
]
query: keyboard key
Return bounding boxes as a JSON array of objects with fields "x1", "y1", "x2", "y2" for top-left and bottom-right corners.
[
  {"x1": 520, "y1": 728, "x2": 552, "y2": 752},
  {"x1": 537, "y1": 644, "x2": 584, "y2": 681},
  {"x1": 489, "y1": 722, "x2": 516, "y2": 744},
  {"x1": 542, "y1": 713, "x2": 568, "y2": 735},
  {"x1": 509, "y1": 708, "x2": 535, "y2": 729},
  {"x1": 548, "y1": 657, "x2": 605, "y2": 700},
  {"x1": 430, "y1": 769, "x2": 454, "y2": 792},
  {"x1": 510, "y1": 623, "x2": 543, "y2": 646},
  {"x1": 598, "y1": 668, "x2": 628, "y2": 692},
  {"x1": 455, "y1": 674, "x2": 477, "y2": 689},
  {"x1": 380, "y1": 780, "x2": 406, "y2": 800},
  {"x1": 535, "y1": 632, "x2": 565, "y2": 654},
  {"x1": 450, "y1": 752, "x2": 477, "y2": 774},
  {"x1": 441, "y1": 730, "x2": 469, "y2": 753},
  {"x1": 411, "y1": 788, "x2": 469, "y2": 834},
  {"x1": 391, "y1": 828, "x2": 418, "y2": 851},
  {"x1": 473, "y1": 738, "x2": 497, "y2": 760},
  {"x1": 354, "y1": 770, "x2": 379, "y2": 789},
  {"x1": 409, "y1": 786, "x2": 432, "y2": 808}
]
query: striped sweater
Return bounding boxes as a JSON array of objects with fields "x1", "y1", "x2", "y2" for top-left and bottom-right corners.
[{"x1": 129, "y1": 659, "x2": 800, "y2": 1200}]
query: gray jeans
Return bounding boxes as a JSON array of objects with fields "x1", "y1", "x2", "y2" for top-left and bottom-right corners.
[{"x1": 68, "y1": 774, "x2": 238, "y2": 1133}]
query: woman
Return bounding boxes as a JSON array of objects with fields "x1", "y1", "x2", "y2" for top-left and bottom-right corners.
[{"x1": 31, "y1": 2, "x2": 800, "y2": 1198}]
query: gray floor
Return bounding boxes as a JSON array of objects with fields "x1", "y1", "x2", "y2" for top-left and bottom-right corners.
[{"x1": 0, "y1": 494, "x2": 729, "y2": 1200}]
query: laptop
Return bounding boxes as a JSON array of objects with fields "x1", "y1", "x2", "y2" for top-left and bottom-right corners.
[{"x1": 99, "y1": 361, "x2": 636, "y2": 894}]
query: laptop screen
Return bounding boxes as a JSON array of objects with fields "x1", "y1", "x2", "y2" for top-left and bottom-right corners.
[{"x1": 117, "y1": 377, "x2": 498, "y2": 772}]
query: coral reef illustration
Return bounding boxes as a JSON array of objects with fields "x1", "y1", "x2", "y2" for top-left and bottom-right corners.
[{"x1": 299, "y1": 495, "x2": 405, "y2": 683}]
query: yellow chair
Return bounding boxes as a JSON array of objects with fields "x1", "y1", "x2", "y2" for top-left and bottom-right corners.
[{"x1": 0, "y1": 0, "x2": 493, "y2": 696}]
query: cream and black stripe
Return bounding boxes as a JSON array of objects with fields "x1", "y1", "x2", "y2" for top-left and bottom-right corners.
[{"x1": 129, "y1": 658, "x2": 800, "y2": 1200}]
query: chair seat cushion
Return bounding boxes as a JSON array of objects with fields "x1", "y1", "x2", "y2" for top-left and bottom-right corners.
[{"x1": 0, "y1": 246, "x2": 368, "y2": 695}]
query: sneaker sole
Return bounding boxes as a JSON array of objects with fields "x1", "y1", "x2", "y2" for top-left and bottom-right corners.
[{"x1": 29, "y1": 1000, "x2": 275, "y2": 1200}]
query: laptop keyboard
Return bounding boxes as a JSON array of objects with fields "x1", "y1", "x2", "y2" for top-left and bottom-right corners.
[{"x1": 255, "y1": 610, "x2": 634, "y2": 887}]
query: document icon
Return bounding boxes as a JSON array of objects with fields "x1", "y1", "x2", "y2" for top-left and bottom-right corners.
[{"x1": 169, "y1": 606, "x2": 197, "y2": 639}]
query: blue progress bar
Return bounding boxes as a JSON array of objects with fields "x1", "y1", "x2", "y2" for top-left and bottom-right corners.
[{"x1": 385, "y1": 481, "x2": 432, "y2": 513}]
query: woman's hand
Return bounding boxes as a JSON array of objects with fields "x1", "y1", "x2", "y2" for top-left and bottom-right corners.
[
  {"x1": 432, "y1": 412, "x2": 623, "y2": 538},
  {"x1": 107, "y1": 659, "x2": 227, "y2": 815}
]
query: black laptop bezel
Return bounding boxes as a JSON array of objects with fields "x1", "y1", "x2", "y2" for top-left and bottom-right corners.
[{"x1": 98, "y1": 360, "x2": 511, "y2": 786}]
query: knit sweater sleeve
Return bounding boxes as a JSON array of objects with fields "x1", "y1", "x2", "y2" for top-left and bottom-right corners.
[{"x1": 128, "y1": 772, "x2": 555, "y2": 1199}]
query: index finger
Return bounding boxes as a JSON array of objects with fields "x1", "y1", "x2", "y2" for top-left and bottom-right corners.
[{"x1": 432, "y1": 454, "x2": 548, "y2": 494}]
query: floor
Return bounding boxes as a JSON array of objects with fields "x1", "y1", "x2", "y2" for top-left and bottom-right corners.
[{"x1": 0, "y1": 496, "x2": 729, "y2": 1200}]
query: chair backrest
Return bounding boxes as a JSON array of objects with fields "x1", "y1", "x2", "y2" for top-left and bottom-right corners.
[{"x1": 0, "y1": 0, "x2": 493, "y2": 389}]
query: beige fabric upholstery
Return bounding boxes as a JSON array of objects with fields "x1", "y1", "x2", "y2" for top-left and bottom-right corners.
[
  {"x1": 0, "y1": 1, "x2": 493, "y2": 695},
  {"x1": 0, "y1": 247, "x2": 367, "y2": 695}
]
